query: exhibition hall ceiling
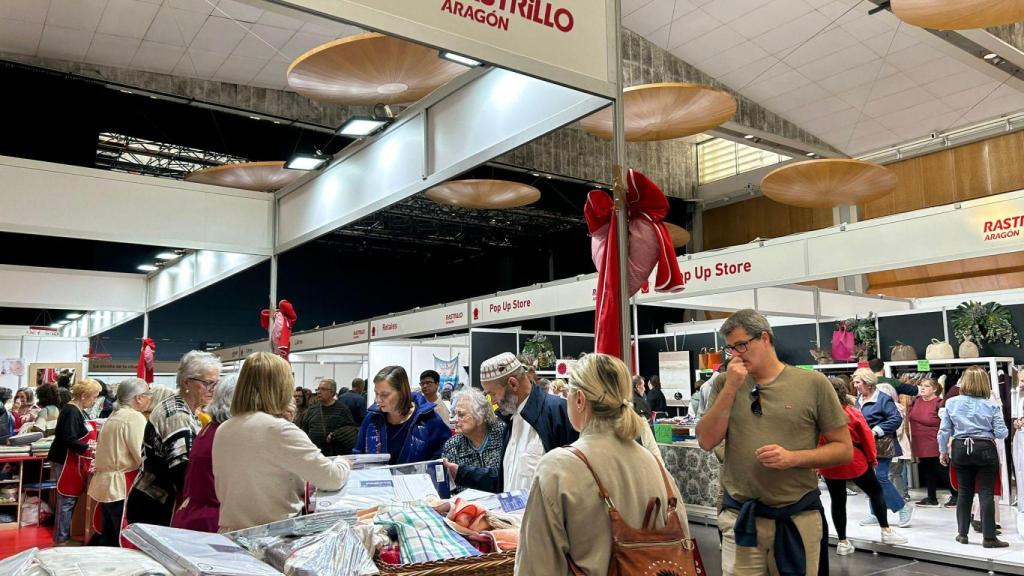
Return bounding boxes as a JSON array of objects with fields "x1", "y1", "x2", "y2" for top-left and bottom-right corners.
[
  {"x1": 624, "y1": 0, "x2": 1024, "y2": 155},
  {"x1": 0, "y1": 0, "x2": 361, "y2": 90}
]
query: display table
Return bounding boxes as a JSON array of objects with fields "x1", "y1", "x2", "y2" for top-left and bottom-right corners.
[{"x1": 659, "y1": 441, "x2": 720, "y2": 519}]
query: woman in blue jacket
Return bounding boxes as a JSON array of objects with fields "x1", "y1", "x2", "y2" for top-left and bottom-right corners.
[
  {"x1": 854, "y1": 368, "x2": 914, "y2": 529},
  {"x1": 354, "y1": 366, "x2": 450, "y2": 465}
]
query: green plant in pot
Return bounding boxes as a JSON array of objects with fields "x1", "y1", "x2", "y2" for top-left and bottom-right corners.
[
  {"x1": 521, "y1": 333, "x2": 556, "y2": 369},
  {"x1": 950, "y1": 301, "x2": 1021, "y2": 353}
]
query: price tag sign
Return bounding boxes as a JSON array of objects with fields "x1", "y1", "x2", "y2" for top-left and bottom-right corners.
[
  {"x1": 917, "y1": 359, "x2": 931, "y2": 371},
  {"x1": 797, "y1": 364, "x2": 815, "y2": 371}
]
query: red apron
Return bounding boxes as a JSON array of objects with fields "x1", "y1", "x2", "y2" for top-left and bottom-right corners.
[
  {"x1": 91, "y1": 468, "x2": 140, "y2": 538},
  {"x1": 57, "y1": 420, "x2": 98, "y2": 498}
]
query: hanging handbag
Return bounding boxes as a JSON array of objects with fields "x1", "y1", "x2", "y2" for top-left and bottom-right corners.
[
  {"x1": 890, "y1": 341, "x2": 917, "y2": 361},
  {"x1": 875, "y1": 433, "x2": 896, "y2": 459},
  {"x1": 565, "y1": 446, "x2": 704, "y2": 576},
  {"x1": 707, "y1": 348, "x2": 723, "y2": 370},
  {"x1": 925, "y1": 338, "x2": 954, "y2": 360},
  {"x1": 959, "y1": 338, "x2": 980, "y2": 358},
  {"x1": 831, "y1": 321, "x2": 855, "y2": 362},
  {"x1": 698, "y1": 348, "x2": 709, "y2": 371}
]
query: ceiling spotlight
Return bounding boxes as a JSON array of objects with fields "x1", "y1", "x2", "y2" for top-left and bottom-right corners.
[
  {"x1": 248, "y1": 115, "x2": 262, "y2": 121},
  {"x1": 285, "y1": 154, "x2": 328, "y2": 171},
  {"x1": 439, "y1": 51, "x2": 483, "y2": 67},
  {"x1": 49, "y1": 323, "x2": 63, "y2": 329},
  {"x1": 744, "y1": 134, "x2": 755, "y2": 139},
  {"x1": 66, "y1": 313, "x2": 82, "y2": 320},
  {"x1": 155, "y1": 252, "x2": 179, "y2": 260},
  {"x1": 336, "y1": 116, "x2": 390, "y2": 137},
  {"x1": 58, "y1": 320, "x2": 70, "y2": 325},
  {"x1": 984, "y1": 52, "x2": 999, "y2": 60},
  {"x1": 806, "y1": 152, "x2": 816, "y2": 157},
  {"x1": 137, "y1": 264, "x2": 158, "y2": 272}
]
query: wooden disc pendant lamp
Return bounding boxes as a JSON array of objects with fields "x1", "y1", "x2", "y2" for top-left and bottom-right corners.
[
  {"x1": 185, "y1": 161, "x2": 303, "y2": 192},
  {"x1": 760, "y1": 159, "x2": 897, "y2": 208},
  {"x1": 425, "y1": 179, "x2": 541, "y2": 209},
  {"x1": 287, "y1": 32, "x2": 468, "y2": 105},
  {"x1": 664, "y1": 223, "x2": 691, "y2": 248},
  {"x1": 891, "y1": 0, "x2": 1024, "y2": 30},
  {"x1": 580, "y1": 82, "x2": 737, "y2": 142}
]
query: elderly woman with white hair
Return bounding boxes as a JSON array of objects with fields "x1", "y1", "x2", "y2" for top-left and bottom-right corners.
[
  {"x1": 173, "y1": 374, "x2": 238, "y2": 532},
  {"x1": 88, "y1": 377, "x2": 153, "y2": 546},
  {"x1": 516, "y1": 353, "x2": 689, "y2": 575},
  {"x1": 127, "y1": 350, "x2": 222, "y2": 527},
  {"x1": 441, "y1": 387, "x2": 507, "y2": 492},
  {"x1": 853, "y1": 367, "x2": 914, "y2": 529}
]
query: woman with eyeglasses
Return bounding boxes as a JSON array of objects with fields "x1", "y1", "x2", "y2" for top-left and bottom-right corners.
[
  {"x1": 126, "y1": 350, "x2": 221, "y2": 527},
  {"x1": 88, "y1": 378, "x2": 153, "y2": 546},
  {"x1": 441, "y1": 387, "x2": 507, "y2": 492},
  {"x1": 853, "y1": 368, "x2": 914, "y2": 529}
]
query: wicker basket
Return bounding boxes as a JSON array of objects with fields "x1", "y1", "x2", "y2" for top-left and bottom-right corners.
[{"x1": 374, "y1": 550, "x2": 516, "y2": 576}]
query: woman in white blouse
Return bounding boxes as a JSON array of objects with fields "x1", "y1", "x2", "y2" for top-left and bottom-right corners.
[{"x1": 213, "y1": 352, "x2": 350, "y2": 532}]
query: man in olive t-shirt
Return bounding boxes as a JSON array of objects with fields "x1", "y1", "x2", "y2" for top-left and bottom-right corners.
[{"x1": 697, "y1": 309, "x2": 851, "y2": 576}]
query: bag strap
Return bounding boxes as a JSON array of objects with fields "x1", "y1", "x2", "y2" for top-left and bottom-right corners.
[
  {"x1": 642, "y1": 497, "x2": 661, "y2": 530},
  {"x1": 564, "y1": 446, "x2": 614, "y2": 509}
]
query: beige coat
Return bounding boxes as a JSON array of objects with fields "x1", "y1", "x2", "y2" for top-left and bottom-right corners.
[{"x1": 515, "y1": 429, "x2": 689, "y2": 575}]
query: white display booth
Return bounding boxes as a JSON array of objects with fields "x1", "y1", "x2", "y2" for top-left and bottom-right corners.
[{"x1": 0, "y1": 326, "x2": 89, "y2": 394}]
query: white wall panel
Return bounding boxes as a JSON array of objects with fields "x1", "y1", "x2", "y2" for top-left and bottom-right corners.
[
  {"x1": 0, "y1": 156, "x2": 272, "y2": 255},
  {"x1": 147, "y1": 251, "x2": 267, "y2": 311},
  {"x1": 0, "y1": 265, "x2": 145, "y2": 311},
  {"x1": 430, "y1": 69, "x2": 608, "y2": 174},
  {"x1": 277, "y1": 114, "x2": 426, "y2": 251},
  {"x1": 276, "y1": 69, "x2": 608, "y2": 252}
]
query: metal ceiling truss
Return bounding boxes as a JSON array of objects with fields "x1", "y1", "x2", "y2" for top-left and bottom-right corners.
[{"x1": 95, "y1": 132, "x2": 247, "y2": 179}]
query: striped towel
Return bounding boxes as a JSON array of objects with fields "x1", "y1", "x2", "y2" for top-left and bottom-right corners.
[{"x1": 375, "y1": 504, "x2": 481, "y2": 564}]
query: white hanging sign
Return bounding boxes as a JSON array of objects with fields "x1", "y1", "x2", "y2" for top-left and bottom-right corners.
[
  {"x1": 268, "y1": 0, "x2": 615, "y2": 96},
  {"x1": 323, "y1": 322, "x2": 370, "y2": 347},
  {"x1": 471, "y1": 278, "x2": 596, "y2": 324},
  {"x1": 369, "y1": 304, "x2": 469, "y2": 339}
]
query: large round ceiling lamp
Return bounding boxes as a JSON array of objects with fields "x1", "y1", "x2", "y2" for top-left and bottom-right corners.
[
  {"x1": 287, "y1": 32, "x2": 467, "y2": 105},
  {"x1": 424, "y1": 179, "x2": 541, "y2": 209},
  {"x1": 185, "y1": 161, "x2": 302, "y2": 192},
  {"x1": 760, "y1": 159, "x2": 897, "y2": 208},
  {"x1": 664, "y1": 223, "x2": 691, "y2": 248},
  {"x1": 580, "y1": 82, "x2": 737, "y2": 142},
  {"x1": 891, "y1": 0, "x2": 1024, "y2": 29}
]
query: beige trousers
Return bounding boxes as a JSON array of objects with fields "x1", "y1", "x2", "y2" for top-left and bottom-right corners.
[{"x1": 718, "y1": 507, "x2": 822, "y2": 576}]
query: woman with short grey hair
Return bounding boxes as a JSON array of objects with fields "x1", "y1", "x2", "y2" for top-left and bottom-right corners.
[
  {"x1": 89, "y1": 378, "x2": 153, "y2": 545},
  {"x1": 127, "y1": 350, "x2": 221, "y2": 527},
  {"x1": 173, "y1": 375, "x2": 238, "y2": 532},
  {"x1": 441, "y1": 387, "x2": 505, "y2": 492}
]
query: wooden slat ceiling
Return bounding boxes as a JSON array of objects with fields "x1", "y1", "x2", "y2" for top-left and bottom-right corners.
[{"x1": 867, "y1": 253, "x2": 1024, "y2": 299}]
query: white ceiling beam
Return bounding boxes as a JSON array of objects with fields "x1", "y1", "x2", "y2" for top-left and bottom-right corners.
[
  {"x1": 0, "y1": 156, "x2": 273, "y2": 255},
  {"x1": 0, "y1": 264, "x2": 146, "y2": 312}
]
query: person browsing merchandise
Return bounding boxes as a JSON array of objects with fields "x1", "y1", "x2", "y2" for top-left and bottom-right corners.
[
  {"x1": 419, "y1": 370, "x2": 451, "y2": 425},
  {"x1": 696, "y1": 309, "x2": 851, "y2": 576},
  {"x1": 300, "y1": 378, "x2": 359, "y2": 456},
  {"x1": 339, "y1": 378, "x2": 368, "y2": 424},
  {"x1": 446, "y1": 352, "x2": 577, "y2": 493}
]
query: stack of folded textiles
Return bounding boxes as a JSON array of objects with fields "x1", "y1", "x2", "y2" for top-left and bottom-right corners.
[
  {"x1": 373, "y1": 504, "x2": 481, "y2": 564},
  {"x1": 122, "y1": 523, "x2": 283, "y2": 576}
]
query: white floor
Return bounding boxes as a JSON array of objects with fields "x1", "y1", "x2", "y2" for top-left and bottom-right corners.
[{"x1": 822, "y1": 485, "x2": 1024, "y2": 571}]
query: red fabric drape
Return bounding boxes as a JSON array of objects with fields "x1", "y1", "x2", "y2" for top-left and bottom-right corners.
[
  {"x1": 586, "y1": 170, "x2": 684, "y2": 360},
  {"x1": 261, "y1": 300, "x2": 297, "y2": 360},
  {"x1": 136, "y1": 338, "x2": 156, "y2": 383}
]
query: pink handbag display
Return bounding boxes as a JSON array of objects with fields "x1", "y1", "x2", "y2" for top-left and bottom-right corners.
[{"x1": 831, "y1": 321, "x2": 855, "y2": 362}]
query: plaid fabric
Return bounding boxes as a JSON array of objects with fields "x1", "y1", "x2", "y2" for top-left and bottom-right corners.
[
  {"x1": 375, "y1": 504, "x2": 481, "y2": 563},
  {"x1": 150, "y1": 395, "x2": 199, "y2": 471}
]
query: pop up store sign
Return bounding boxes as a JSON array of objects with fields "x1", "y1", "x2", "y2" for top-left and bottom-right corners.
[{"x1": 471, "y1": 277, "x2": 597, "y2": 324}]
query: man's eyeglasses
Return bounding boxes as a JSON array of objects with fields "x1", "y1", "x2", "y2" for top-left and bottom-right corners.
[
  {"x1": 725, "y1": 334, "x2": 761, "y2": 355},
  {"x1": 750, "y1": 384, "x2": 762, "y2": 417},
  {"x1": 188, "y1": 377, "x2": 218, "y2": 389},
  {"x1": 419, "y1": 380, "x2": 437, "y2": 387}
]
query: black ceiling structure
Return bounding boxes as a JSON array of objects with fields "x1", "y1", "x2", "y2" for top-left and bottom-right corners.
[{"x1": 0, "y1": 58, "x2": 696, "y2": 359}]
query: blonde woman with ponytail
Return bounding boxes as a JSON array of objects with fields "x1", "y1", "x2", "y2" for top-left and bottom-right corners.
[{"x1": 515, "y1": 353, "x2": 688, "y2": 575}]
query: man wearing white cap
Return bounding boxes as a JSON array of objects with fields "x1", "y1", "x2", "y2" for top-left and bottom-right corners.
[{"x1": 445, "y1": 352, "x2": 577, "y2": 492}]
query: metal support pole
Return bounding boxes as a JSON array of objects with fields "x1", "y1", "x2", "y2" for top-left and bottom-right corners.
[
  {"x1": 613, "y1": 0, "x2": 631, "y2": 365},
  {"x1": 143, "y1": 312, "x2": 150, "y2": 340},
  {"x1": 813, "y1": 288, "x2": 821, "y2": 347},
  {"x1": 269, "y1": 196, "x2": 280, "y2": 347}
]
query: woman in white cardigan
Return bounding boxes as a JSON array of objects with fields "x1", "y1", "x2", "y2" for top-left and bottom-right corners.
[{"x1": 213, "y1": 352, "x2": 350, "y2": 532}]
